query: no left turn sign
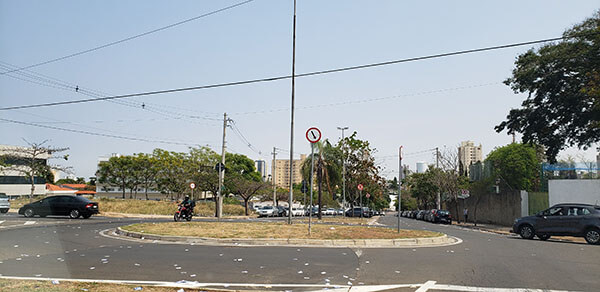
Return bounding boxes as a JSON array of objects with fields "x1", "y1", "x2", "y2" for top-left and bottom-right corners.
[{"x1": 306, "y1": 127, "x2": 321, "y2": 143}]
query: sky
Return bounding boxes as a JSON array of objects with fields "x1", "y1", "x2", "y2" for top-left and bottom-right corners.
[{"x1": 1, "y1": 0, "x2": 599, "y2": 180}]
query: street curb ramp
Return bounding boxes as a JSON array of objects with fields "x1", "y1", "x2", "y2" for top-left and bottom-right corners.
[{"x1": 115, "y1": 227, "x2": 458, "y2": 248}]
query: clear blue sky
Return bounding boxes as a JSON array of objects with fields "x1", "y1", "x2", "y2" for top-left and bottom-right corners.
[{"x1": 1, "y1": 0, "x2": 598, "y2": 179}]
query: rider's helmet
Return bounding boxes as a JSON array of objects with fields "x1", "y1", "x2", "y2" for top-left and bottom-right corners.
[{"x1": 184, "y1": 195, "x2": 190, "y2": 200}]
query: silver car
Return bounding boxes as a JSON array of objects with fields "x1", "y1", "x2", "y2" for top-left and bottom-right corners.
[
  {"x1": 257, "y1": 206, "x2": 276, "y2": 217},
  {"x1": 0, "y1": 193, "x2": 10, "y2": 213}
]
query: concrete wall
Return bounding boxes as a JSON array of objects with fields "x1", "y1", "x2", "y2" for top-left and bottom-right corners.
[
  {"x1": 549, "y1": 180, "x2": 600, "y2": 206},
  {"x1": 448, "y1": 189, "x2": 522, "y2": 226},
  {"x1": 0, "y1": 184, "x2": 46, "y2": 197}
]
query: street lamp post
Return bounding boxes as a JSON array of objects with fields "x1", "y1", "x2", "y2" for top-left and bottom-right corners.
[{"x1": 337, "y1": 126, "x2": 348, "y2": 215}]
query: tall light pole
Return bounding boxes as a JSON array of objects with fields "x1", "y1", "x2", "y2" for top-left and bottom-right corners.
[
  {"x1": 337, "y1": 126, "x2": 348, "y2": 215},
  {"x1": 287, "y1": 0, "x2": 297, "y2": 224},
  {"x1": 398, "y1": 146, "x2": 403, "y2": 233}
]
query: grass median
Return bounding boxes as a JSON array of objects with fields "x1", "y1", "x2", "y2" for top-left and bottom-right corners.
[
  {"x1": 122, "y1": 221, "x2": 441, "y2": 240},
  {"x1": 97, "y1": 198, "x2": 247, "y2": 217}
]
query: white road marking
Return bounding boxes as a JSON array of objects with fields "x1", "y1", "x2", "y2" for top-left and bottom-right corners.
[
  {"x1": 415, "y1": 280, "x2": 437, "y2": 292},
  {"x1": 0, "y1": 276, "x2": 582, "y2": 292},
  {"x1": 24, "y1": 221, "x2": 36, "y2": 225},
  {"x1": 0, "y1": 221, "x2": 5, "y2": 225}
]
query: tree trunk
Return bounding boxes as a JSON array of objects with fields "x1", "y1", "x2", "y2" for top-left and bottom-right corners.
[
  {"x1": 244, "y1": 197, "x2": 249, "y2": 216},
  {"x1": 455, "y1": 200, "x2": 460, "y2": 223},
  {"x1": 317, "y1": 160, "x2": 323, "y2": 220},
  {"x1": 29, "y1": 172, "x2": 35, "y2": 203},
  {"x1": 145, "y1": 184, "x2": 148, "y2": 200},
  {"x1": 121, "y1": 181, "x2": 126, "y2": 199}
]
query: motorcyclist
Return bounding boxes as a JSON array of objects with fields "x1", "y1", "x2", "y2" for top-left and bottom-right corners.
[{"x1": 181, "y1": 195, "x2": 195, "y2": 217}]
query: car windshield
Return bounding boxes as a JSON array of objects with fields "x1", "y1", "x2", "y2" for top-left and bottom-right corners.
[{"x1": 1, "y1": 3, "x2": 599, "y2": 292}]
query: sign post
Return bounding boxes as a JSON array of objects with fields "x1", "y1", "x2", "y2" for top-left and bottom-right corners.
[
  {"x1": 189, "y1": 182, "x2": 196, "y2": 200},
  {"x1": 357, "y1": 184, "x2": 364, "y2": 218},
  {"x1": 398, "y1": 146, "x2": 402, "y2": 233},
  {"x1": 306, "y1": 127, "x2": 321, "y2": 235}
]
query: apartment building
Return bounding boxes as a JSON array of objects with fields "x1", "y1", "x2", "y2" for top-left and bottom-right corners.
[
  {"x1": 272, "y1": 154, "x2": 307, "y2": 188},
  {"x1": 458, "y1": 141, "x2": 483, "y2": 176}
]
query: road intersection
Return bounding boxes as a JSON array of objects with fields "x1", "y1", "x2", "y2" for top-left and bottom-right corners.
[{"x1": 0, "y1": 212, "x2": 598, "y2": 291}]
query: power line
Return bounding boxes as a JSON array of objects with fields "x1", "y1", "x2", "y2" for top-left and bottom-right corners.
[
  {"x1": 2, "y1": 32, "x2": 596, "y2": 111},
  {"x1": 233, "y1": 82, "x2": 499, "y2": 115},
  {"x1": 0, "y1": 0, "x2": 254, "y2": 76},
  {"x1": 0, "y1": 117, "x2": 214, "y2": 147},
  {"x1": 0, "y1": 61, "x2": 221, "y2": 124},
  {"x1": 229, "y1": 120, "x2": 265, "y2": 157}
]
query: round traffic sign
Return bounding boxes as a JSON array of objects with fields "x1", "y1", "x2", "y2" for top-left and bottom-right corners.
[
  {"x1": 366, "y1": 193, "x2": 371, "y2": 198},
  {"x1": 189, "y1": 182, "x2": 196, "y2": 189},
  {"x1": 357, "y1": 184, "x2": 363, "y2": 191},
  {"x1": 306, "y1": 127, "x2": 322, "y2": 143}
]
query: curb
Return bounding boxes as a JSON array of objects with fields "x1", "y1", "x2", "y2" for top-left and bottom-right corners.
[{"x1": 115, "y1": 227, "x2": 459, "y2": 248}]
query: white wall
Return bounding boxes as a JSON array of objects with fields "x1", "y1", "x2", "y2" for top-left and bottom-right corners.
[
  {"x1": 0, "y1": 184, "x2": 46, "y2": 197},
  {"x1": 549, "y1": 180, "x2": 600, "y2": 206}
]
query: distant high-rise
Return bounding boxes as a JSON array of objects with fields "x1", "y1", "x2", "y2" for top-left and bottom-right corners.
[
  {"x1": 458, "y1": 141, "x2": 483, "y2": 176},
  {"x1": 272, "y1": 154, "x2": 307, "y2": 188},
  {"x1": 255, "y1": 160, "x2": 267, "y2": 181},
  {"x1": 416, "y1": 161, "x2": 427, "y2": 173}
]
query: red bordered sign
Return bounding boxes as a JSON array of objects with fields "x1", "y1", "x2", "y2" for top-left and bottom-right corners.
[
  {"x1": 357, "y1": 184, "x2": 363, "y2": 191},
  {"x1": 306, "y1": 127, "x2": 321, "y2": 143}
]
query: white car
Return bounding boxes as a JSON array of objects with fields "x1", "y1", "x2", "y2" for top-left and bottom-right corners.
[
  {"x1": 257, "y1": 206, "x2": 276, "y2": 217},
  {"x1": 326, "y1": 208, "x2": 336, "y2": 216},
  {"x1": 286, "y1": 207, "x2": 305, "y2": 216},
  {"x1": 0, "y1": 193, "x2": 10, "y2": 213}
]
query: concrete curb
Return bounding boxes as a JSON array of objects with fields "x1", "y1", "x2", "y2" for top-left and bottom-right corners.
[{"x1": 115, "y1": 227, "x2": 458, "y2": 248}]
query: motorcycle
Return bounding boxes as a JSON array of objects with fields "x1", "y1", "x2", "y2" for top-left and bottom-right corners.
[{"x1": 174, "y1": 204, "x2": 193, "y2": 222}]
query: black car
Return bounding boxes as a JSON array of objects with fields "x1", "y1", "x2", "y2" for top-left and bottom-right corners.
[
  {"x1": 431, "y1": 209, "x2": 452, "y2": 224},
  {"x1": 18, "y1": 195, "x2": 99, "y2": 219},
  {"x1": 512, "y1": 203, "x2": 600, "y2": 245},
  {"x1": 276, "y1": 206, "x2": 287, "y2": 217},
  {"x1": 345, "y1": 207, "x2": 372, "y2": 218}
]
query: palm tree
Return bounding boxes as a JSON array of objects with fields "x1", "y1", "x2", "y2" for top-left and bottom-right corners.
[{"x1": 301, "y1": 139, "x2": 342, "y2": 219}]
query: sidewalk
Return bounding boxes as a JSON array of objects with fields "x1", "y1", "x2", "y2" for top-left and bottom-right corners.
[{"x1": 453, "y1": 221, "x2": 586, "y2": 244}]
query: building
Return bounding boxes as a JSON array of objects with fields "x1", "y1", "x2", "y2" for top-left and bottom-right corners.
[
  {"x1": 0, "y1": 144, "x2": 50, "y2": 197},
  {"x1": 416, "y1": 161, "x2": 427, "y2": 173},
  {"x1": 597, "y1": 152, "x2": 600, "y2": 177},
  {"x1": 272, "y1": 154, "x2": 307, "y2": 188},
  {"x1": 458, "y1": 141, "x2": 483, "y2": 176},
  {"x1": 255, "y1": 160, "x2": 267, "y2": 181}
]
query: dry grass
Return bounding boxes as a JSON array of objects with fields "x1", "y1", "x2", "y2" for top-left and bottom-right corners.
[
  {"x1": 297, "y1": 217, "x2": 372, "y2": 225},
  {"x1": 123, "y1": 222, "x2": 441, "y2": 240},
  {"x1": 0, "y1": 279, "x2": 233, "y2": 292},
  {"x1": 97, "y1": 198, "x2": 247, "y2": 216}
]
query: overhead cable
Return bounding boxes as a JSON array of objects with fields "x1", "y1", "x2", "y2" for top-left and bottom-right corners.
[{"x1": 0, "y1": 0, "x2": 254, "y2": 76}]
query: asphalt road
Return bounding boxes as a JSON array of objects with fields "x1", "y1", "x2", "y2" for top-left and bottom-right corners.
[{"x1": 0, "y1": 212, "x2": 598, "y2": 291}]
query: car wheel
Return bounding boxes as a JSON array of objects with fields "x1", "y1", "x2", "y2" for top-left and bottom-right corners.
[
  {"x1": 537, "y1": 234, "x2": 551, "y2": 241},
  {"x1": 24, "y1": 208, "x2": 35, "y2": 218},
  {"x1": 519, "y1": 224, "x2": 535, "y2": 239},
  {"x1": 69, "y1": 209, "x2": 81, "y2": 219},
  {"x1": 82, "y1": 214, "x2": 92, "y2": 219},
  {"x1": 0, "y1": 209, "x2": 8, "y2": 213},
  {"x1": 584, "y1": 228, "x2": 600, "y2": 245}
]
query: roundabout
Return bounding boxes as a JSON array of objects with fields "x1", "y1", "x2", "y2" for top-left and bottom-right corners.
[{"x1": 0, "y1": 213, "x2": 597, "y2": 291}]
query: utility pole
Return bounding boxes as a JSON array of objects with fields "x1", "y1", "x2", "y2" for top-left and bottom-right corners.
[
  {"x1": 217, "y1": 112, "x2": 229, "y2": 219},
  {"x1": 435, "y1": 147, "x2": 440, "y2": 210},
  {"x1": 337, "y1": 126, "x2": 348, "y2": 215},
  {"x1": 287, "y1": 0, "x2": 297, "y2": 225},
  {"x1": 272, "y1": 147, "x2": 277, "y2": 206},
  {"x1": 398, "y1": 146, "x2": 402, "y2": 233}
]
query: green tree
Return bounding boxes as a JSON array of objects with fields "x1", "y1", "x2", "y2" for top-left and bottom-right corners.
[
  {"x1": 496, "y1": 12, "x2": 600, "y2": 162},
  {"x1": 301, "y1": 140, "x2": 342, "y2": 219},
  {"x1": 485, "y1": 143, "x2": 541, "y2": 191},
  {"x1": 97, "y1": 155, "x2": 133, "y2": 199},
  {"x1": 135, "y1": 153, "x2": 159, "y2": 200}
]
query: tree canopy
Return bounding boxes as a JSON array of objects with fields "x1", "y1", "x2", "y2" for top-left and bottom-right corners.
[
  {"x1": 485, "y1": 143, "x2": 541, "y2": 191},
  {"x1": 495, "y1": 12, "x2": 600, "y2": 162}
]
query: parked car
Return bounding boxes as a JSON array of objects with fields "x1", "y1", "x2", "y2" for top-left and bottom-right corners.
[
  {"x1": 512, "y1": 203, "x2": 600, "y2": 245},
  {"x1": 257, "y1": 206, "x2": 276, "y2": 217},
  {"x1": 325, "y1": 208, "x2": 336, "y2": 216},
  {"x1": 276, "y1": 206, "x2": 287, "y2": 217},
  {"x1": 336, "y1": 209, "x2": 345, "y2": 216},
  {"x1": 416, "y1": 210, "x2": 427, "y2": 220},
  {"x1": 18, "y1": 195, "x2": 99, "y2": 219},
  {"x1": 286, "y1": 207, "x2": 304, "y2": 216},
  {"x1": 424, "y1": 209, "x2": 437, "y2": 222},
  {"x1": 0, "y1": 193, "x2": 9, "y2": 213},
  {"x1": 345, "y1": 207, "x2": 372, "y2": 218},
  {"x1": 431, "y1": 209, "x2": 452, "y2": 224}
]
